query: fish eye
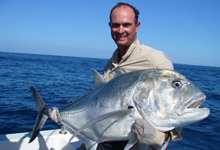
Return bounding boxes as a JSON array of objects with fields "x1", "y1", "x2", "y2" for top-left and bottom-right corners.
[{"x1": 172, "y1": 80, "x2": 182, "y2": 88}]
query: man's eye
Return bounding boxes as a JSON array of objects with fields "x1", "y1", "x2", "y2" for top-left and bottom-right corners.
[
  {"x1": 112, "y1": 24, "x2": 119, "y2": 28},
  {"x1": 172, "y1": 80, "x2": 182, "y2": 88},
  {"x1": 123, "y1": 24, "x2": 131, "y2": 27}
]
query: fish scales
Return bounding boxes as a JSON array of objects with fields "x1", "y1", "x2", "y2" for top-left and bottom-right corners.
[{"x1": 29, "y1": 69, "x2": 210, "y2": 150}]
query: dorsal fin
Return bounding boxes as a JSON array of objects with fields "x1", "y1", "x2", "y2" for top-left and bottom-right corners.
[
  {"x1": 92, "y1": 69, "x2": 105, "y2": 90},
  {"x1": 115, "y1": 67, "x2": 126, "y2": 77}
]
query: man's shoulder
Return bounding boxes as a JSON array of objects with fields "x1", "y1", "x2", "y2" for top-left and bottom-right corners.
[
  {"x1": 133, "y1": 42, "x2": 173, "y2": 70},
  {"x1": 135, "y1": 42, "x2": 164, "y2": 57},
  {"x1": 139, "y1": 43, "x2": 156, "y2": 53}
]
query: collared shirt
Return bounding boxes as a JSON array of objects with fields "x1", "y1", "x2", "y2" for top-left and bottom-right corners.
[
  {"x1": 103, "y1": 39, "x2": 174, "y2": 82},
  {"x1": 102, "y1": 39, "x2": 182, "y2": 146}
]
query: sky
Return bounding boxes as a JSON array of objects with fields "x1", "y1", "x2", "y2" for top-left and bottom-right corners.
[{"x1": 0, "y1": 0, "x2": 220, "y2": 67}]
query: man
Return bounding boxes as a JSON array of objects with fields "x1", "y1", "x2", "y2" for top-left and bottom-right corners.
[
  {"x1": 103, "y1": 3, "x2": 173, "y2": 82},
  {"x1": 101, "y1": 2, "x2": 182, "y2": 150},
  {"x1": 77, "y1": 2, "x2": 182, "y2": 150}
]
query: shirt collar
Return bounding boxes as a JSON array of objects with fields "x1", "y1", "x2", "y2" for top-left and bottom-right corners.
[
  {"x1": 119, "y1": 39, "x2": 140, "y2": 63},
  {"x1": 111, "y1": 39, "x2": 140, "y2": 66}
]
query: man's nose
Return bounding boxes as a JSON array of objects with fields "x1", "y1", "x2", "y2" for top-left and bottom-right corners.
[{"x1": 118, "y1": 25, "x2": 124, "y2": 33}]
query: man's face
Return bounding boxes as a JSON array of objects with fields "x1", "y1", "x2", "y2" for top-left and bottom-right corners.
[{"x1": 109, "y1": 6, "x2": 140, "y2": 49}]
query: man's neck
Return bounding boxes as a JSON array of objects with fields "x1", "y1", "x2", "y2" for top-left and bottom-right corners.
[
  {"x1": 118, "y1": 47, "x2": 128, "y2": 57},
  {"x1": 118, "y1": 47, "x2": 128, "y2": 63},
  {"x1": 117, "y1": 38, "x2": 137, "y2": 62}
]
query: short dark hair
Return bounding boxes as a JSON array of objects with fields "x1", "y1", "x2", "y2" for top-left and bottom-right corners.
[{"x1": 109, "y1": 2, "x2": 140, "y2": 24}]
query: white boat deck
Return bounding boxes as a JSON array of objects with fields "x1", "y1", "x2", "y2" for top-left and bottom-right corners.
[{"x1": 0, "y1": 129, "x2": 83, "y2": 150}]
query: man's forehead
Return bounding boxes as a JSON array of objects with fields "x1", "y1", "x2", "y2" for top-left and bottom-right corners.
[{"x1": 111, "y1": 6, "x2": 135, "y2": 22}]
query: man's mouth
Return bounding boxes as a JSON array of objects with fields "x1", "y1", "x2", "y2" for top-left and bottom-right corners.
[{"x1": 117, "y1": 35, "x2": 127, "y2": 40}]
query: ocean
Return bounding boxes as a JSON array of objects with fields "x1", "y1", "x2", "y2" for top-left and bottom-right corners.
[{"x1": 0, "y1": 52, "x2": 219, "y2": 149}]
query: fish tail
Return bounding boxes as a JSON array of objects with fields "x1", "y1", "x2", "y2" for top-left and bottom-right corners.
[{"x1": 29, "y1": 87, "x2": 51, "y2": 143}]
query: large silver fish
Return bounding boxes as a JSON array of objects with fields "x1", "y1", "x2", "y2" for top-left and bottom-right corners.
[{"x1": 29, "y1": 69, "x2": 210, "y2": 150}]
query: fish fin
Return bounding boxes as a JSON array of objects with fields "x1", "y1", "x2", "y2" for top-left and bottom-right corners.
[
  {"x1": 71, "y1": 107, "x2": 135, "y2": 138},
  {"x1": 92, "y1": 69, "x2": 105, "y2": 90},
  {"x1": 138, "y1": 143, "x2": 149, "y2": 150},
  {"x1": 29, "y1": 87, "x2": 51, "y2": 143},
  {"x1": 29, "y1": 113, "x2": 48, "y2": 143},
  {"x1": 115, "y1": 67, "x2": 126, "y2": 77},
  {"x1": 124, "y1": 137, "x2": 137, "y2": 150},
  {"x1": 67, "y1": 129, "x2": 98, "y2": 150},
  {"x1": 87, "y1": 143, "x2": 98, "y2": 150},
  {"x1": 83, "y1": 138, "x2": 98, "y2": 150}
]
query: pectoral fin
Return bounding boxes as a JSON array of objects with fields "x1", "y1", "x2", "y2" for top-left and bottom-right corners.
[
  {"x1": 84, "y1": 139, "x2": 98, "y2": 150},
  {"x1": 71, "y1": 107, "x2": 135, "y2": 139},
  {"x1": 124, "y1": 137, "x2": 137, "y2": 150}
]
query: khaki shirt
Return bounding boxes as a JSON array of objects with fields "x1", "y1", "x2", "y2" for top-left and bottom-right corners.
[
  {"x1": 102, "y1": 39, "x2": 181, "y2": 145},
  {"x1": 103, "y1": 39, "x2": 173, "y2": 81}
]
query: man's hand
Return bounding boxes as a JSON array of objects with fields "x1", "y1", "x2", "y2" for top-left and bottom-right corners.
[{"x1": 133, "y1": 118, "x2": 167, "y2": 146}]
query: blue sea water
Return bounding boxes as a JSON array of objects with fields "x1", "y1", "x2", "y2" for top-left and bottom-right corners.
[{"x1": 0, "y1": 52, "x2": 219, "y2": 149}]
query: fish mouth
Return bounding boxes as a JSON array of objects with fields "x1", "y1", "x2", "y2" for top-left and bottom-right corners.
[
  {"x1": 172, "y1": 94, "x2": 210, "y2": 127},
  {"x1": 187, "y1": 97, "x2": 206, "y2": 109},
  {"x1": 176, "y1": 94, "x2": 207, "y2": 116}
]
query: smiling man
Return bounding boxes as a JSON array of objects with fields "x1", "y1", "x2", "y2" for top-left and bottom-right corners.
[
  {"x1": 77, "y1": 2, "x2": 181, "y2": 150},
  {"x1": 103, "y1": 3, "x2": 174, "y2": 82},
  {"x1": 109, "y1": 4, "x2": 140, "y2": 59},
  {"x1": 101, "y1": 2, "x2": 182, "y2": 150}
]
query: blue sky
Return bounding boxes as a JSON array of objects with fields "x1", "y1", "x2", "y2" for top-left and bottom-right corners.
[{"x1": 0, "y1": 0, "x2": 219, "y2": 67}]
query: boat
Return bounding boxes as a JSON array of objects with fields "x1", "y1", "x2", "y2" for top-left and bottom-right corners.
[
  {"x1": 0, "y1": 129, "x2": 171, "y2": 150},
  {"x1": 0, "y1": 129, "x2": 83, "y2": 150}
]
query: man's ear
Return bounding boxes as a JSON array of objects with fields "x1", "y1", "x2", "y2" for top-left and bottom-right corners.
[
  {"x1": 136, "y1": 21, "x2": 141, "y2": 32},
  {"x1": 109, "y1": 22, "x2": 111, "y2": 28}
]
